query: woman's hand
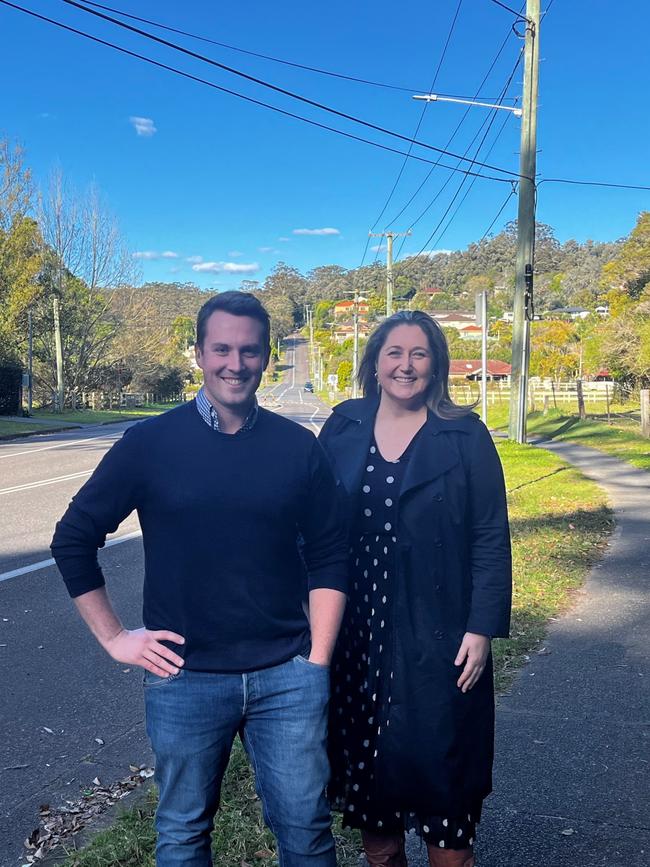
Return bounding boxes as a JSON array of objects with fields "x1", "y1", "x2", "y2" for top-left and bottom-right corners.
[{"x1": 454, "y1": 632, "x2": 490, "y2": 693}]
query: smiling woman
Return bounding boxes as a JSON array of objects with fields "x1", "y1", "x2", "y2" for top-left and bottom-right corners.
[{"x1": 319, "y1": 310, "x2": 511, "y2": 867}]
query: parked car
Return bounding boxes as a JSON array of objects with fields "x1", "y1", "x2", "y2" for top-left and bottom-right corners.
[{"x1": 304, "y1": 381, "x2": 314, "y2": 392}]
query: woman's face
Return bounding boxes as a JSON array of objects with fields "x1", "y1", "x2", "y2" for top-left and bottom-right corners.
[{"x1": 376, "y1": 323, "x2": 434, "y2": 407}]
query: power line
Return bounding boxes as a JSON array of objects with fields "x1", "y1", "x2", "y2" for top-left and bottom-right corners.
[
  {"x1": 479, "y1": 188, "x2": 517, "y2": 241},
  {"x1": 389, "y1": 44, "x2": 522, "y2": 240},
  {"x1": 538, "y1": 178, "x2": 650, "y2": 192},
  {"x1": 58, "y1": 0, "x2": 521, "y2": 179},
  {"x1": 367, "y1": 0, "x2": 465, "y2": 267},
  {"x1": 489, "y1": 0, "x2": 531, "y2": 21},
  {"x1": 0, "y1": 0, "x2": 515, "y2": 184},
  {"x1": 397, "y1": 49, "x2": 522, "y2": 266},
  {"x1": 78, "y1": 0, "x2": 516, "y2": 100}
]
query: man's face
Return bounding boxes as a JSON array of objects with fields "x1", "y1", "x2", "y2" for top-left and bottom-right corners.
[{"x1": 195, "y1": 311, "x2": 269, "y2": 418}]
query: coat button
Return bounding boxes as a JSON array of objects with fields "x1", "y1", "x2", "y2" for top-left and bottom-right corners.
[
  {"x1": 434, "y1": 629, "x2": 444, "y2": 639},
  {"x1": 434, "y1": 540, "x2": 442, "y2": 548},
  {"x1": 435, "y1": 584, "x2": 441, "y2": 591},
  {"x1": 434, "y1": 494, "x2": 443, "y2": 502}
]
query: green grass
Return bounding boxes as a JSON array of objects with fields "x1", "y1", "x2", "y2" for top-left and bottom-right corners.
[
  {"x1": 0, "y1": 418, "x2": 76, "y2": 437},
  {"x1": 61, "y1": 742, "x2": 360, "y2": 867},
  {"x1": 493, "y1": 440, "x2": 612, "y2": 689},
  {"x1": 32, "y1": 404, "x2": 179, "y2": 425},
  {"x1": 488, "y1": 407, "x2": 650, "y2": 472},
  {"x1": 57, "y1": 443, "x2": 611, "y2": 866}
]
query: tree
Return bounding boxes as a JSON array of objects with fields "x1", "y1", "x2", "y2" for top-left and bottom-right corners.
[
  {"x1": 0, "y1": 139, "x2": 43, "y2": 363},
  {"x1": 601, "y1": 212, "x2": 650, "y2": 312},
  {"x1": 36, "y1": 171, "x2": 138, "y2": 404}
]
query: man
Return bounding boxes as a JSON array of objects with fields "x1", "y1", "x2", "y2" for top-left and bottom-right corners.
[{"x1": 51, "y1": 291, "x2": 348, "y2": 866}]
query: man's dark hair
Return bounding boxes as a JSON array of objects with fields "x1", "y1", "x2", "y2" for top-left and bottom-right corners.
[{"x1": 196, "y1": 291, "x2": 271, "y2": 351}]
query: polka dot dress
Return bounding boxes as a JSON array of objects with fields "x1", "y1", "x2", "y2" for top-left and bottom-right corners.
[{"x1": 328, "y1": 436, "x2": 479, "y2": 851}]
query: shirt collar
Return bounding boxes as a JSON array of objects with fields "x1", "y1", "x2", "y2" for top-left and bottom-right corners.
[{"x1": 196, "y1": 386, "x2": 259, "y2": 434}]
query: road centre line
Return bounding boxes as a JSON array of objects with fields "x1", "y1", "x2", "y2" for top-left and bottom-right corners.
[
  {"x1": 0, "y1": 531, "x2": 143, "y2": 584},
  {"x1": 0, "y1": 470, "x2": 92, "y2": 496}
]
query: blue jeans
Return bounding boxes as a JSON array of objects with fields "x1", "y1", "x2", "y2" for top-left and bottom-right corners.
[{"x1": 144, "y1": 654, "x2": 336, "y2": 867}]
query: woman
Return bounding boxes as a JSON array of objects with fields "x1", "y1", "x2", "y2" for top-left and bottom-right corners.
[{"x1": 319, "y1": 311, "x2": 511, "y2": 867}]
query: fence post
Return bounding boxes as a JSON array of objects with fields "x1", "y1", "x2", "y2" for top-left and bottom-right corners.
[
  {"x1": 605, "y1": 382, "x2": 611, "y2": 425},
  {"x1": 550, "y1": 380, "x2": 557, "y2": 410},
  {"x1": 543, "y1": 394, "x2": 549, "y2": 416},
  {"x1": 576, "y1": 379, "x2": 586, "y2": 420},
  {"x1": 641, "y1": 389, "x2": 650, "y2": 438}
]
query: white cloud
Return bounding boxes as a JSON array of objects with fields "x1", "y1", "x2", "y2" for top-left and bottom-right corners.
[
  {"x1": 186, "y1": 255, "x2": 203, "y2": 264},
  {"x1": 422, "y1": 249, "x2": 453, "y2": 257},
  {"x1": 228, "y1": 250, "x2": 243, "y2": 258},
  {"x1": 258, "y1": 246, "x2": 274, "y2": 253},
  {"x1": 292, "y1": 227, "x2": 340, "y2": 236},
  {"x1": 192, "y1": 261, "x2": 260, "y2": 274},
  {"x1": 161, "y1": 251, "x2": 179, "y2": 259},
  {"x1": 371, "y1": 244, "x2": 387, "y2": 253},
  {"x1": 169, "y1": 266, "x2": 182, "y2": 274},
  {"x1": 132, "y1": 250, "x2": 159, "y2": 260},
  {"x1": 278, "y1": 237, "x2": 290, "y2": 242},
  {"x1": 129, "y1": 116, "x2": 157, "y2": 137}
]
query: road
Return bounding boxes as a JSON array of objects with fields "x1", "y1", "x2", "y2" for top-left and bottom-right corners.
[{"x1": 0, "y1": 335, "x2": 330, "y2": 866}]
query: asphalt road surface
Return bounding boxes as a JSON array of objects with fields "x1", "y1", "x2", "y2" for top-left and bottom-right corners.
[{"x1": 0, "y1": 335, "x2": 330, "y2": 866}]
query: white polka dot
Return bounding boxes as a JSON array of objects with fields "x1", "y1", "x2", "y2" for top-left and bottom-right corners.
[
  {"x1": 380, "y1": 620, "x2": 385, "y2": 628},
  {"x1": 379, "y1": 644, "x2": 383, "y2": 652},
  {"x1": 467, "y1": 814, "x2": 471, "y2": 822},
  {"x1": 457, "y1": 829, "x2": 463, "y2": 837},
  {"x1": 383, "y1": 546, "x2": 388, "y2": 554},
  {"x1": 386, "y1": 475, "x2": 394, "y2": 484},
  {"x1": 368, "y1": 716, "x2": 374, "y2": 724},
  {"x1": 373, "y1": 558, "x2": 378, "y2": 566},
  {"x1": 373, "y1": 749, "x2": 378, "y2": 757},
  {"x1": 443, "y1": 819, "x2": 448, "y2": 827},
  {"x1": 353, "y1": 783, "x2": 359, "y2": 791},
  {"x1": 373, "y1": 582, "x2": 377, "y2": 591},
  {"x1": 364, "y1": 594, "x2": 369, "y2": 602},
  {"x1": 362, "y1": 814, "x2": 367, "y2": 821},
  {"x1": 383, "y1": 571, "x2": 388, "y2": 579},
  {"x1": 382, "y1": 596, "x2": 387, "y2": 603},
  {"x1": 365, "y1": 545, "x2": 370, "y2": 552},
  {"x1": 349, "y1": 804, "x2": 355, "y2": 812},
  {"x1": 363, "y1": 570, "x2": 368, "y2": 577},
  {"x1": 367, "y1": 465, "x2": 374, "y2": 472},
  {"x1": 423, "y1": 825, "x2": 430, "y2": 833},
  {"x1": 377, "y1": 821, "x2": 383, "y2": 828},
  {"x1": 358, "y1": 762, "x2": 365, "y2": 769},
  {"x1": 385, "y1": 498, "x2": 393, "y2": 507},
  {"x1": 370, "y1": 445, "x2": 376, "y2": 453},
  {"x1": 392, "y1": 536, "x2": 397, "y2": 542},
  {"x1": 439, "y1": 841, "x2": 445, "y2": 848},
  {"x1": 363, "y1": 739, "x2": 370, "y2": 747},
  {"x1": 372, "y1": 693, "x2": 377, "y2": 701},
  {"x1": 364, "y1": 508, "x2": 372, "y2": 517},
  {"x1": 469, "y1": 837, "x2": 474, "y2": 845},
  {"x1": 363, "y1": 485, "x2": 371, "y2": 493},
  {"x1": 384, "y1": 522, "x2": 392, "y2": 531},
  {"x1": 371, "y1": 608, "x2": 375, "y2": 615}
]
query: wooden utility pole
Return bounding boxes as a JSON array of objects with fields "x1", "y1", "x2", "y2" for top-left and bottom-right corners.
[
  {"x1": 368, "y1": 230, "x2": 411, "y2": 316},
  {"x1": 508, "y1": 0, "x2": 540, "y2": 443},
  {"x1": 53, "y1": 295, "x2": 65, "y2": 412},
  {"x1": 352, "y1": 283, "x2": 360, "y2": 398}
]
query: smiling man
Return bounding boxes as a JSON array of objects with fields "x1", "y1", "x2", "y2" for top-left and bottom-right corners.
[{"x1": 51, "y1": 292, "x2": 348, "y2": 866}]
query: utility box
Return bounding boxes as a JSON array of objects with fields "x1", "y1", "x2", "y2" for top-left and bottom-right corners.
[{"x1": 0, "y1": 365, "x2": 22, "y2": 416}]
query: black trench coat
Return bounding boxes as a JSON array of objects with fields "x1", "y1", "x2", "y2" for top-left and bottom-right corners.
[{"x1": 318, "y1": 396, "x2": 512, "y2": 817}]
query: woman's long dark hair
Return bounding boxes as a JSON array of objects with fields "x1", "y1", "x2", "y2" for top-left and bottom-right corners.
[{"x1": 357, "y1": 310, "x2": 477, "y2": 419}]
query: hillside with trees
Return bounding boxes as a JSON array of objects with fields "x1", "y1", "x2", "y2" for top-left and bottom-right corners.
[{"x1": 1, "y1": 136, "x2": 648, "y2": 410}]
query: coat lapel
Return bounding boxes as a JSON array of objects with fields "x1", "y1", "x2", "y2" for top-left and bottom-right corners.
[
  {"x1": 329, "y1": 398, "x2": 377, "y2": 497},
  {"x1": 399, "y1": 415, "x2": 462, "y2": 499}
]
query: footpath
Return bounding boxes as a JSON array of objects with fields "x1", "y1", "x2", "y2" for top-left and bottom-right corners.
[{"x1": 405, "y1": 441, "x2": 650, "y2": 867}]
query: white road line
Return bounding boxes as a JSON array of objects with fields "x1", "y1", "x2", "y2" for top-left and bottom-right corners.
[
  {"x1": 0, "y1": 470, "x2": 92, "y2": 496},
  {"x1": 0, "y1": 530, "x2": 143, "y2": 584},
  {"x1": 309, "y1": 406, "x2": 322, "y2": 433},
  {"x1": 0, "y1": 430, "x2": 123, "y2": 460}
]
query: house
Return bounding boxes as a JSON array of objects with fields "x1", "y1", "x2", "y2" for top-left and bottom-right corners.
[
  {"x1": 431, "y1": 311, "x2": 477, "y2": 330},
  {"x1": 458, "y1": 324, "x2": 484, "y2": 340},
  {"x1": 332, "y1": 323, "x2": 372, "y2": 344},
  {"x1": 421, "y1": 286, "x2": 443, "y2": 295},
  {"x1": 333, "y1": 298, "x2": 369, "y2": 318},
  {"x1": 449, "y1": 360, "x2": 511, "y2": 381},
  {"x1": 546, "y1": 306, "x2": 590, "y2": 320},
  {"x1": 595, "y1": 305, "x2": 609, "y2": 317}
]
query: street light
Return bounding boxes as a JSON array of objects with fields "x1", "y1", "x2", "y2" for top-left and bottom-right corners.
[{"x1": 412, "y1": 93, "x2": 522, "y2": 117}]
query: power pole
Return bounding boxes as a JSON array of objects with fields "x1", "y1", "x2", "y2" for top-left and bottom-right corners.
[
  {"x1": 508, "y1": 0, "x2": 540, "y2": 443},
  {"x1": 53, "y1": 295, "x2": 65, "y2": 412},
  {"x1": 27, "y1": 307, "x2": 33, "y2": 416},
  {"x1": 352, "y1": 283, "x2": 360, "y2": 398},
  {"x1": 368, "y1": 230, "x2": 411, "y2": 316}
]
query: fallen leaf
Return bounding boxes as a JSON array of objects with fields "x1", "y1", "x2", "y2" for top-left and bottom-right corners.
[
  {"x1": 561, "y1": 828, "x2": 575, "y2": 836},
  {"x1": 4, "y1": 763, "x2": 30, "y2": 770},
  {"x1": 94, "y1": 738, "x2": 104, "y2": 746},
  {"x1": 42, "y1": 727, "x2": 53, "y2": 734}
]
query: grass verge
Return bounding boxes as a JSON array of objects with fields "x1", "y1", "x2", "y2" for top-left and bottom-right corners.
[
  {"x1": 58, "y1": 442, "x2": 611, "y2": 866},
  {"x1": 32, "y1": 404, "x2": 178, "y2": 425},
  {"x1": 489, "y1": 407, "x2": 650, "y2": 472},
  {"x1": 0, "y1": 419, "x2": 76, "y2": 438}
]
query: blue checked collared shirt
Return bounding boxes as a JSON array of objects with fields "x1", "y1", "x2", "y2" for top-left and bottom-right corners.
[{"x1": 195, "y1": 386, "x2": 259, "y2": 434}]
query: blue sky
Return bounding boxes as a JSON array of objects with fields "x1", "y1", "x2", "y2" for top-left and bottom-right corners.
[{"x1": 2, "y1": 0, "x2": 649, "y2": 291}]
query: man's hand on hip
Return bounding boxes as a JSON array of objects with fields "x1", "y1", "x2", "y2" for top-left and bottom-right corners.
[{"x1": 104, "y1": 628, "x2": 186, "y2": 677}]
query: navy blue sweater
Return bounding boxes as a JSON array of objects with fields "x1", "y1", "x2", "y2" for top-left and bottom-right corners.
[{"x1": 51, "y1": 401, "x2": 348, "y2": 672}]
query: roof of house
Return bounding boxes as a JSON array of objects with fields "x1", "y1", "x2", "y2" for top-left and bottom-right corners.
[{"x1": 449, "y1": 359, "x2": 512, "y2": 376}]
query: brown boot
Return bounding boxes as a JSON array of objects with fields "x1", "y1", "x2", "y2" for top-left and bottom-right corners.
[
  {"x1": 361, "y1": 829, "x2": 408, "y2": 867},
  {"x1": 426, "y1": 844, "x2": 475, "y2": 867}
]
